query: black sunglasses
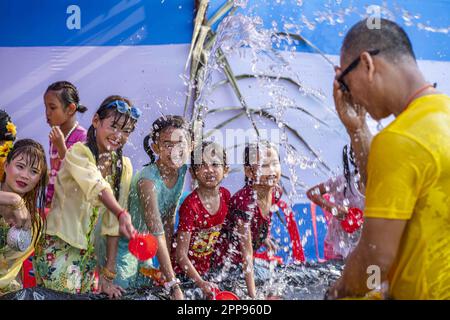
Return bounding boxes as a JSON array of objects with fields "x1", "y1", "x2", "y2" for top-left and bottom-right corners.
[{"x1": 337, "y1": 49, "x2": 380, "y2": 93}]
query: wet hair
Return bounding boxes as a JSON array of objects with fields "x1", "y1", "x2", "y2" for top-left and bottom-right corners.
[
  {"x1": 343, "y1": 144, "x2": 358, "y2": 197},
  {"x1": 85, "y1": 95, "x2": 138, "y2": 200},
  {"x1": 45, "y1": 81, "x2": 88, "y2": 113},
  {"x1": 190, "y1": 141, "x2": 228, "y2": 177},
  {"x1": 3, "y1": 139, "x2": 48, "y2": 245},
  {"x1": 0, "y1": 109, "x2": 16, "y2": 142},
  {"x1": 143, "y1": 115, "x2": 191, "y2": 165},
  {"x1": 243, "y1": 140, "x2": 280, "y2": 184},
  {"x1": 342, "y1": 18, "x2": 416, "y2": 63}
]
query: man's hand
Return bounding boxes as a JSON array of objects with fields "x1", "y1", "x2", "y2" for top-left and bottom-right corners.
[{"x1": 333, "y1": 68, "x2": 368, "y2": 134}]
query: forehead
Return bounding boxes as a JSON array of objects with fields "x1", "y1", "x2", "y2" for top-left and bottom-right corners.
[
  {"x1": 44, "y1": 91, "x2": 61, "y2": 104},
  {"x1": 159, "y1": 127, "x2": 187, "y2": 141},
  {"x1": 12, "y1": 152, "x2": 43, "y2": 169},
  {"x1": 105, "y1": 113, "x2": 134, "y2": 129},
  {"x1": 249, "y1": 146, "x2": 279, "y2": 164}
]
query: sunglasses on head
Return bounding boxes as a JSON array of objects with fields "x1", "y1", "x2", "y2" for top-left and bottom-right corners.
[
  {"x1": 105, "y1": 100, "x2": 142, "y2": 120},
  {"x1": 337, "y1": 49, "x2": 380, "y2": 93}
]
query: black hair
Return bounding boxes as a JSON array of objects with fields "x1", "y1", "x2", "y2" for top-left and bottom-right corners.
[
  {"x1": 0, "y1": 109, "x2": 16, "y2": 142},
  {"x1": 243, "y1": 140, "x2": 280, "y2": 185},
  {"x1": 343, "y1": 144, "x2": 358, "y2": 197},
  {"x1": 143, "y1": 115, "x2": 191, "y2": 165},
  {"x1": 45, "y1": 81, "x2": 88, "y2": 113},
  {"x1": 85, "y1": 95, "x2": 137, "y2": 200},
  {"x1": 342, "y1": 18, "x2": 416, "y2": 63},
  {"x1": 4, "y1": 139, "x2": 48, "y2": 246},
  {"x1": 190, "y1": 141, "x2": 228, "y2": 178}
]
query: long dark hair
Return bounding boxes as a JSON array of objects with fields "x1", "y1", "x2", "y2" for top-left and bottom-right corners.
[
  {"x1": 86, "y1": 95, "x2": 137, "y2": 200},
  {"x1": 3, "y1": 139, "x2": 48, "y2": 245},
  {"x1": 45, "y1": 81, "x2": 88, "y2": 113},
  {"x1": 0, "y1": 109, "x2": 16, "y2": 142},
  {"x1": 343, "y1": 144, "x2": 358, "y2": 196},
  {"x1": 243, "y1": 140, "x2": 279, "y2": 185},
  {"x1": 143, "y1": 115, "x2": 190, "y2": 166}
]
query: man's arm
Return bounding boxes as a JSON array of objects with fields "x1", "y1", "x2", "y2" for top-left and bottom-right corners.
[{"x1": 327, "y1": 217, "x2": 407, "y2": 299}]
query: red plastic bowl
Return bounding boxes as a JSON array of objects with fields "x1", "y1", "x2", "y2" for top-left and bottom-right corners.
[
  {"x1": 341, "y1": 207, "x2": 364, "y2": 234},
  {"x1": 211, "y1": 288, "x2": 239, "y2": 300},
  {"x1": 128, "y1": 233, "x2": 158, "y2": 261}
]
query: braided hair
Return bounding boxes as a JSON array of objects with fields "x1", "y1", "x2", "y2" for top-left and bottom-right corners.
[{"x1": 45, "y1": 81, "x2": 87, "y2": 113}]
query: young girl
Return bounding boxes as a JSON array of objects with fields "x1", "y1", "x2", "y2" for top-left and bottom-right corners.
[
  {"x1": 33, "y1": 96, "x2": 139, "y2": 299},
  {"x1": 0, "y1": 139, "x2": 48, "y2": 295},
  {"x1": 173, "y1": 141, "x2": 230, "y2": 298},
  {"x1": 44, "y1": 81, "x2": 88, "y2": 207},
  {"x1": 306, "y1": 145, "x2": 365, "y2": 260},
  {"x1": 0, "y1": 109, "x2": 17, "y2": 179},
  {"x1": 115, "y1": 115, "x2": 190, "y2": 300},
  {"x1": 213, "y1": 141, "x2": 282, "y2": 299}
]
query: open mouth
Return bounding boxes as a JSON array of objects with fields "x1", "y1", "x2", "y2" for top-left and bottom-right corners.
[{"x1": 108, "y1": 138, "x2": 120, "y2": 148}]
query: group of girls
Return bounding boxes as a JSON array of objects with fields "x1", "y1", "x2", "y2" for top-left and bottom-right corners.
[{"x1": 0, "y1": 79, "x2": 363, "y2": 300}]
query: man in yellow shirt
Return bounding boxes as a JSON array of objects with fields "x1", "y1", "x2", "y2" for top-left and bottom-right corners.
[{"x1": 327, "y1": 18, "x2": 450, "y2": 299}]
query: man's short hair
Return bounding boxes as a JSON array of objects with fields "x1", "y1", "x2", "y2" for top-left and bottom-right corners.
[{"x1": 342, "y1": 18, "x2": 416, "y2": 63}]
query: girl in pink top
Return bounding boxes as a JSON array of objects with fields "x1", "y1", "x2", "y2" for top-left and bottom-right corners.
[{"x1": 44, "y1": 81, "x2": 87, "y2": 207}]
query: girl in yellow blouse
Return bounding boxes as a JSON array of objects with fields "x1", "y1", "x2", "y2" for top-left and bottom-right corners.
[
  {"x1": 33, "y1": 95, "x2": 140, "y2": 299},
  {"x1": 0, "y1": 139, "x2": 48, "y2": 295}
]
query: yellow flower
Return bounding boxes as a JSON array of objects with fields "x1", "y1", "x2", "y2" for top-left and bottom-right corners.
[
  {"x1": 0, "y1": 141, "x2": 13, "y2": 157},
  {"x1": 6, "y1": 122, "x2": 16, "y2": 137}
]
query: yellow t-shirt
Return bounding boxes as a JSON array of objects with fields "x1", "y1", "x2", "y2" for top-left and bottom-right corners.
[
  {"x1": 46, "y1": 142, "x2": 133, "y2": 250},
  {"x1": 365, "y1": 94, "x2": 450, "y2": 300}
]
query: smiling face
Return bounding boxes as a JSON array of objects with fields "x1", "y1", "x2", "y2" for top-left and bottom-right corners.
[
  {"x1": 44, "y1": 90, "x2": 73, "y2": 127},
  {"x1": 93, "y1": 112, "x2": 135, "y2": 153},
  {"x1": 153, "y1": 127, "x2": 190, "y2": 170},
  {"x1": 192, "y1": 150, "x2": 228, "y2": 189},
  {"x1": 3, "y1": 152, "x2": 44, "y2": 196},
  {"x1": 245, "y1": 146, "x2": 281, "y2": 188}
]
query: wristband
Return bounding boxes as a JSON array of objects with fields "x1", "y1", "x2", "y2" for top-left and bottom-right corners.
[
  {"x1": 164, "y1": 278, "x2": 181, "y2": 292},
  {"x1": 101, "y1": 266, "x2": 116, "y2": 281}
]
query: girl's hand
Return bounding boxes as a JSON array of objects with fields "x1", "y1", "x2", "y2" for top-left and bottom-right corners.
[
  {"x1": 99, "y1": 275, "x2": 125, "y2": 299},
  {"x1": 1, "y1": 195, "x2": 31, "y2": 230},
  {"x1": 263, "y1": 237, "x2": 278, "y2": 254},
  {"x1": 196, "y1": 279, "x2": 218, "y2": 298},
  {"x1": 170, "y1": 285, "x2": 184, "y2": 300},
  {"x1": 49, "y1": 126, "x2": 67, "y2": 157},
  {"x1": 118, "y1": 210, "x2": 135, "y2": 239}
]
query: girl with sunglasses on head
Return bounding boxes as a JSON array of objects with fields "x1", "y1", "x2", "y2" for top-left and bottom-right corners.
[
  {"x1": 0, "y1": 139, "x2": 48, "y2": 295},
  {"x1": 44, "y1": 81, "x2": 88, "y2": 208},
  {"x1": 33, "y1": 96, "x2": 140, "y2": 299},
  {"x1": 115, "y1": 115, "x2": 191, "y2": 300}
]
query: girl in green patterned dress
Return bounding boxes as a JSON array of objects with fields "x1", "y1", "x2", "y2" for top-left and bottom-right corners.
[{"x1": 34, "y1": 96, "x2": 140, "y2": 299}]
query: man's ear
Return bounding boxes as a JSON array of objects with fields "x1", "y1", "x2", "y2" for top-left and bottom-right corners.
[
  {"x1": 361, "y1": 52, "x2": 376, "y2": 83},
  {"x1": 151, "y1": 143, "x2": 159, "y2": 155}
]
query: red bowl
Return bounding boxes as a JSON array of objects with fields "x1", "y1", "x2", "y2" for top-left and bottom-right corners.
[
  {"x1": 341, "y1": 208, "x2": 364, "y2": 234},
  {"x1": 211, "y1": 288, "x2": 239, "y2": 300},
  {"x1": 128, "y1": 233, "x2": 158, "y2": 261}
]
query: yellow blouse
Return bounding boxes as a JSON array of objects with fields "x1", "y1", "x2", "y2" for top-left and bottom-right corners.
[{"x1": 46, "y1": 142, "x2": 132, "y2": 250}]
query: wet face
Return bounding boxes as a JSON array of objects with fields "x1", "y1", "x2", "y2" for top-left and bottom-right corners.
[
  {"x1": 93, "y1": 113, "x2": 134, "y2": 153},
  {"x1": 3, "y1": 153, "x2": 43, "y2": 196},
  {"x1": 246, "y1": 146, "x2": 281, "y2": 188},
  {"x1": 153, "y1": 127, "x2": 190, "y2": 170},
  {"x1": 339, "y1": 52, "x2": 389, "y2": 121},
  {"x1": 44, "y1": 90, "x2": 72, "y2": 127},
  {"x1": 192, "y1": 152, "x2": 228, "y2": 189}
]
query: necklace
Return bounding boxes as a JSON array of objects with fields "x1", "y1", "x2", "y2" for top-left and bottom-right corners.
[
  {"x1": 50, "y1": 121, "x2": 78, "y2": 159},
  {"x1": 403, "y1": 83, "x2": 437, "y2": 111}
]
